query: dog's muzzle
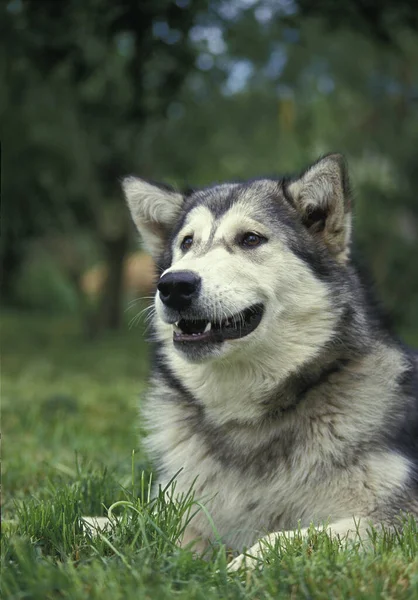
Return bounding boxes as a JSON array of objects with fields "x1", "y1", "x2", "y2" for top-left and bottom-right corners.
[{"x1": 157, "y1": 271, "x2": 265, "y2": 356}]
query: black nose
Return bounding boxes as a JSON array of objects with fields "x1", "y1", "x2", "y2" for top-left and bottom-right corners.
[{"x1": 157, "y1": 270, "x2": 201, "y2": 311}]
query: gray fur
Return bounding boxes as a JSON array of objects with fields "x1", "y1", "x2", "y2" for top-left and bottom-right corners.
[{"x1": 122, "y1": 154, "x2": 418, "y2": 567}]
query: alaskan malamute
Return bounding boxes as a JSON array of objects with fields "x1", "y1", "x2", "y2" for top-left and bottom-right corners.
[{"x1": 122, "y1": 154, "x2": 418, "y2": 569}]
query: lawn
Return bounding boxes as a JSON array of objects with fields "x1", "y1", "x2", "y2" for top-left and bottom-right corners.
[{"x1": 2, "y1": 310, "x2": 418, "y2": 599}]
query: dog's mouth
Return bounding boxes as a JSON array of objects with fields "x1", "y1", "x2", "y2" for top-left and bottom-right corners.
[{"x1": 172, "y1": 303, "x2": 264, "y2": 344}]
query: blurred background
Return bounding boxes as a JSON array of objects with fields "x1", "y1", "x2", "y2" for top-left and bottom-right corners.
[
  {"x1": 2, "y1": 0, "x2": 418, "y2": 339},
  {"x1": 2, "y1": 0, "x2": 418, "y2": 498}
]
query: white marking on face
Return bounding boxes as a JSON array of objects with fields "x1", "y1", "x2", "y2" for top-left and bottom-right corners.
[
  {"x1": 172, "y1": 206, "x2": 215, "y2": 264},
  {"x1": 215, "y1": 201, "x2": 271, "y2": 245},
  {"x1": 159, "y1": 203, "x2": 276, "y2": 328}
]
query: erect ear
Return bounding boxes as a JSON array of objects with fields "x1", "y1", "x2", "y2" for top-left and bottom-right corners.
[
  {"x1": 286, "y1": 154, "x2": 352, "y2": 262},
  {"x1": 122, "y1": 177, "x2": 184, "y2": 259}
]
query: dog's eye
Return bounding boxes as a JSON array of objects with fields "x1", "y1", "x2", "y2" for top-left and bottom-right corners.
[
  {"x1": 181, "y1": 235, "x2": 193, "y2": 251},
  {"x1": 240, "y1": 232, "x2": 266, "y2": 248}
]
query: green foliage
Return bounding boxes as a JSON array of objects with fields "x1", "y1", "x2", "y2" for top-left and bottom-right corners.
[
  {"x1": 1, "y1": 0, "x2": 207, "y2": 306},
  {"x1": 2, "y1": 0, "x2": 417, "y2": 337},
  {"x1": 13, "y1": 251, "x2": 79, "y2": 313},
  {"x1": 148, "y1": 17, "x2": 418, "y2": 339},
  {"x1": 296, "y1": 0, "x2": 418, "y2": 44}
]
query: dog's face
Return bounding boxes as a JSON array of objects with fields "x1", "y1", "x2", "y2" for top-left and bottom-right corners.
[{"x1": 123, "y1": 155, "x2": 352, "y2": 364}]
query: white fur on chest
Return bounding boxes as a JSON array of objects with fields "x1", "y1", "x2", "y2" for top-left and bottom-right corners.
[{"x1": 143, "y1": 381, "x2": 410, "y2": 550}]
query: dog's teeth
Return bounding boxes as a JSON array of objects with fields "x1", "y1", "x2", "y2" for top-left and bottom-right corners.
[
  {"x1": 204, "y1": 322, "x2": 212, "y2": 333},
  {"x1": 173, "y1": 323, "x2": 181, "y2": 333}
]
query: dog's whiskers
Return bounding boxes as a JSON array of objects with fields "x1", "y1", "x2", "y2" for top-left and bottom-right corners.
[{"x1": 128, "y1": 304, "x2": 156, "y2": 330}]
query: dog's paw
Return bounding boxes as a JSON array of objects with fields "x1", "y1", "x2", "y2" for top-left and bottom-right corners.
[
  {"x1": 227, "y1": 542, "x2": 264, "y2": 572},
  {"x1": 178, "y1": 525, "x2": 210, "y2": 556}
]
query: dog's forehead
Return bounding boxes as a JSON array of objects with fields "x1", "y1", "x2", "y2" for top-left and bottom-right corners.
[{"x1": 186, "y1": 179, "x2": 283, "y2": 216}]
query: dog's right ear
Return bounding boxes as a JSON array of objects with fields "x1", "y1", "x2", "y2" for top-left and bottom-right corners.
[
  {"x1": 285, "y1": 154, "x2": 352, "y2": 263},
  {"x1": 122, "y1": 177, "x2": 184, "y2": 259}
]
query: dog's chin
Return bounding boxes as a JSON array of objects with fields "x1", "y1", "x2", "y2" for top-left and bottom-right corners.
[
  {"x1": 165, "y1": 303, "x2": 265, "y2": 362},
  {"x1": 174, "y1": 341, "x2": 228, "y2": 363}
]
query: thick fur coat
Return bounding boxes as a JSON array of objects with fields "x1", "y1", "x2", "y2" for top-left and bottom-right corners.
[{"x1": 122, "y1": 155, "x2": 418, "y2": 568}]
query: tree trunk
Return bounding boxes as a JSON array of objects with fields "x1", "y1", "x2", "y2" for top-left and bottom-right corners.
[
  {"x1": 97, "y1": 230, "x2": 129, "y2": 331},
  {"x1": 0, "y1": 242, "x2": 24, "y2": 303}
]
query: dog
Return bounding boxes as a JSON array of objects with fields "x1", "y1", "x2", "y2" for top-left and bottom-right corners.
[{"x1": 122, "y1": 154, "x2": 418, "y2": 570}]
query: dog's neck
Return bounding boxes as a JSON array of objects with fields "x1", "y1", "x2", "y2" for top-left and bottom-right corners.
[{"x1": 155, "y1": 295, "x2": 408, "y2": 428}]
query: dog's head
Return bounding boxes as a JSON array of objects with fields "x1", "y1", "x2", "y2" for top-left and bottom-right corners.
[{"x1": 123, "y1": 155, "x2": 352, "y2": 364}]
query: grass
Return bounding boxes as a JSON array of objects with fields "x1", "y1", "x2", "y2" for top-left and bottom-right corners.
[{"x1": 3, "y1": 310, "x2": 418, "y2": 599}]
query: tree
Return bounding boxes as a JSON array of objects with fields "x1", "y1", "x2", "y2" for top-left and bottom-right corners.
[
  {"x1": 2, "y1": 0, "x2": 207, "y2": 334},
  {"x1": 296, "y1": 0, "x2": 418, "y2": 44},
  {"x1": 2, "y1": 0, "x2": 417, "y2": 338}
]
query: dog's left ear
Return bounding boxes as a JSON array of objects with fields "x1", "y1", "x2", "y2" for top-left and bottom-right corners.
[{"x1": 286, "y1": 154, "x2": 351, "y2": 262}]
